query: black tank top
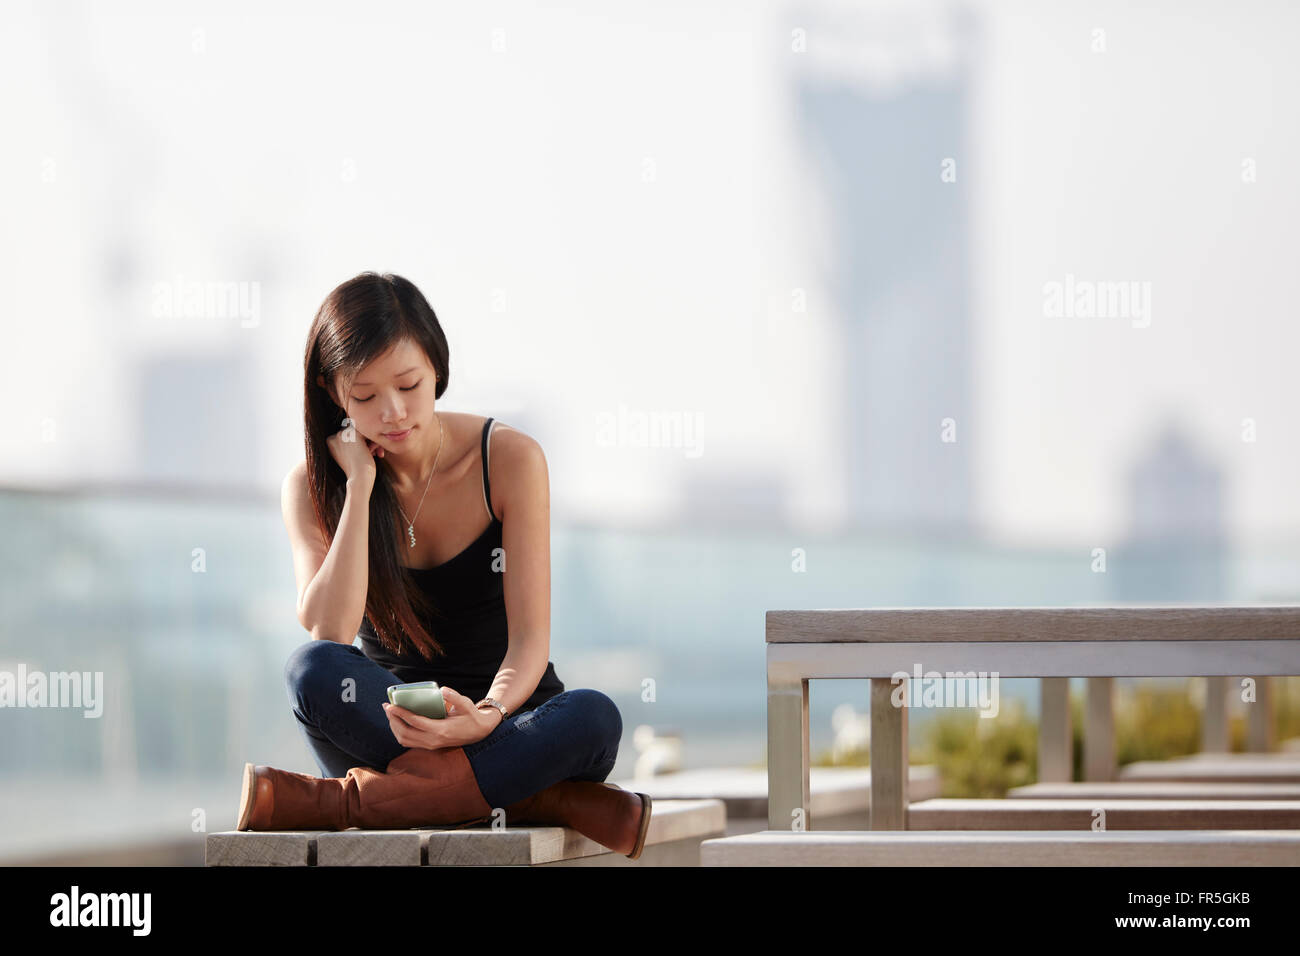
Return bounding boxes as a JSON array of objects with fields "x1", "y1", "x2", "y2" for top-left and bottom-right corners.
[{"x1": 356, "y1": 417, "x2": 566, "y2": 714}]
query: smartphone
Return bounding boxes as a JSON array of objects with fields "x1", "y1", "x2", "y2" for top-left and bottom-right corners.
[{"x1": 387, "y1": 681, "x2": 447, "y2": 719}]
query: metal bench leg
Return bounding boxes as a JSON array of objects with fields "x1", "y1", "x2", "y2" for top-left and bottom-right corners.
[
  {"x1": 870, "y1": 676, "x2": 908, "y2": 830},
  {"x1": 1202, "y1": 676, "x2": 1229, "y2": 753},
  {"x1": 1038, "y1": 677, "x2": 1072, "y2": 782},
  {"x1": 1248, "y1": 676, "x2": 1274, "y2": 752},
  {"x1": 1085, "y1": 677, "x2": 1115, "y2": 782},
  {"x1": 768, "y1": 673, "x2": 809, "y2": 831}
]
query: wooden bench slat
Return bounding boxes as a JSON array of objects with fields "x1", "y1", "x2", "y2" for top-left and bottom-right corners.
[
  {"x1": 205, "y1": 831, "x2": 315, "y2": 867},
  {"x1": 701, "y1": 830, "x2": 1300, "y2": 866},
  {"x1": 1120, "y1": 759, "x2": 1300, "y2": 783},
  {"x1": 908, "y1": 798, "x2": 1300, "y2": 829},
  {"x1": 1009, "y1": 782, "x2": 1300, "y2": 800},
  {"x1": 1179, "y1": 750, "x2": 1300, "y2": 762},
  {"x1": 767, "y1": 606, "x2": 1300, "y2": 643}
]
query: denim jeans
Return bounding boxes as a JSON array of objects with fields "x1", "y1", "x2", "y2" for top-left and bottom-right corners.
[{"x1": 282, "y1": 639, "x2": 622, "y2": 808}]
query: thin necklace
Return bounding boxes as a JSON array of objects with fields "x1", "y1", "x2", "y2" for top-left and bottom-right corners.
[{"x1": 393, "y1": 412, "x2": 444, "y2": 549}]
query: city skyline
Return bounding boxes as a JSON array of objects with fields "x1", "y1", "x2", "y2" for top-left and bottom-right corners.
[{"x1": 3, "y1": 0, "x2": 1298, "y2": 552}]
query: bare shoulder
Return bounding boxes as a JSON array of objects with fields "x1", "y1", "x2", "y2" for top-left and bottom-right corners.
[
  {"x1": 486, "y1": 417, "x2": 543, "y2": 460},
  {"x1": 281, "y1": 458, "x2": 309, "y2": 498},
  {"x1": 483, "y1": 418, "x2": 546, "y2": 521},
  {"x1": 281, "y1": 458, "x2": 315, "y2": 529}
]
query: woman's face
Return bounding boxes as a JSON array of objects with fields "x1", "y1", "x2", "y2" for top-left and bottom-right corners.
[{"x1": 325, "y1": 338, "x2": 436, "y2": 453}]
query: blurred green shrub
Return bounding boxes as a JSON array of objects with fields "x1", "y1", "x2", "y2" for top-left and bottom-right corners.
[
  {"x1": 1275, "y1": 676, "x2": 1300, "y2": 743},
  {"x1": 810, "y1": 678, "x2": 1300, "y2": 798},
  {"x1": 1111, "y1": 681, "x2": 1201, "y2": 766},
  {"x1": 916, "y1": 704, "x2": 1037, "y2": 798}
]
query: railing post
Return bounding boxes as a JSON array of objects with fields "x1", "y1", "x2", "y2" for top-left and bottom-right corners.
[
  {"x1": 1084, "y1": 677, "x2": 1116, "y2": 782},
  {"x1": 1038, "y1": 677, "x2": 1072, "y2": 782},
  {"x1": 1202, "y1": 676, "x2": 1230, "y2": 753},
  {"x1": 870, "y1": 676, "x2": 908, "y2": 829},
  {"x1": 767, "y1": 666, "x2": 809, "y2": 832},
  {"x1": 1247, "y1": 676, "x2": 1275, "y2": 752}
]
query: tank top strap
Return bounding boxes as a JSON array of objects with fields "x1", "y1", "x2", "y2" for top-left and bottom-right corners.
[{"x1": 481, "y1": 417, "x2": 499, "y2": 523}]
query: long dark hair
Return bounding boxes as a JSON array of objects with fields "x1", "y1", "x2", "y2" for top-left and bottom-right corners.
[{"x1": 301, "y1": 271, "x2": 449, "y2": 660}]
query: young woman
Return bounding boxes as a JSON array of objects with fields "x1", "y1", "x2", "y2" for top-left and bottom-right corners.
[{"x1": 236, "y1": 271, "x2": 651, "y2": 858}]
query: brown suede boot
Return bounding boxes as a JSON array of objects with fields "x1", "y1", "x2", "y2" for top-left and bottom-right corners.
[
  {"x1": 237, "y1": 747, "x2": 493, "y2": 831},
  {"x1": 499, "y1": 781, "x2": 653, "y2": 859}
]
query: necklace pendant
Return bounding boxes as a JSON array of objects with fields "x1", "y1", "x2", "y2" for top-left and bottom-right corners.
[{"x1": 407, "y1": 524, "x2": 417, "y2": 548}]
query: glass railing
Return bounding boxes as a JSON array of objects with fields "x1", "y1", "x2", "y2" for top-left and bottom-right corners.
[{"x1": 2, "y1": 486, "x2": 1297, "y2": 863}]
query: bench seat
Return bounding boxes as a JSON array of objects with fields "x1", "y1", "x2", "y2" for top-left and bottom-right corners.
[
  {"x1": 700, "y1": 829, "x2": 1300, "y2": 866},
  {"x1": 206, "y1": 798, "x2": 724, "y2": 866},
  {"x1": 1119, "y1": 756, "x2": 1300, "y2": 783},
  {"x1": 907, "y1": 798, "x2": 1300, "y2": 829},
  {"x1": 1008, "y1": 781, "x2": 1300, "y2": 800}
]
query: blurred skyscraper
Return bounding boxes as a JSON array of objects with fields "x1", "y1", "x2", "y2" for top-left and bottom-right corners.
[
  {"x1": 1111, "y1": 419, "x2": 1228, "y2": 601},
  {"x1": 790, "y1": 1, "x2": 977, "y2": 537},
  {"x1": 133, "y1": 349, "x2": 263, "y2": 489},
  {"x1": 678, "y1": 472, "x2": 791, "y2": 528}
]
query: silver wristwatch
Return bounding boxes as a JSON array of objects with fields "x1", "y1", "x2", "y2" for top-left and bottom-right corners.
[{"x1": 477, "y1": 697, "x2": 508, "y2": 721}]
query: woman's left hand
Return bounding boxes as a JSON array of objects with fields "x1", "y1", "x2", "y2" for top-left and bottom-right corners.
[{"x1": 382, "y1": 687, "x2": 501, "y2": 749}]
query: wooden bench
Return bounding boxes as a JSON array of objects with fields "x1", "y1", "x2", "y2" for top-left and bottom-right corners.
[
  {"x1": 907, "y1": 798, "x2": 1300, "y2": 829},
  {"x1": 700, "y1": 830, "x2": 1300, "y2": 866},
  {"x1": 1008, "y1": 781, "x2": 1300, "y2": 800},
  {"x1": 767, "y1": 606, "x2": 1300, "y2": 830},
  {"x1": 1119, "y1": 754, "x2": 1300, "y2": 784},
  {"x1": 607, "y1": 765, "x2": 942, "y2": 836},
  {"x1": 206, "y1": 798, "x2": 724, "y2": 866}
]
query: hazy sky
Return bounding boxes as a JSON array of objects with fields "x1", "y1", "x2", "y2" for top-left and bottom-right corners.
[
  {"x1": 3, "y1": 0, "x2": 1298, "y2": 549},
  {"x1": 971, "y1": 0, "x2": 1300, "y2": 550}
]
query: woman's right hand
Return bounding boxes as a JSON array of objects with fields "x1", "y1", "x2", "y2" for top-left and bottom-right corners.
[{"x1": 325, "y1": 419, "x2": 385, "y2": 486}]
